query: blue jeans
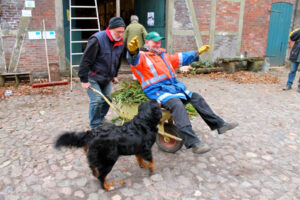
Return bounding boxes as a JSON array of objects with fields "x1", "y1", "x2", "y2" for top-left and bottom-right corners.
[
  {"x1": 287, "y1": 62, "x2": 300, "y2": 88},
  {"x1": 87, "y1": 79, "x2": 112, "y2": 129}
]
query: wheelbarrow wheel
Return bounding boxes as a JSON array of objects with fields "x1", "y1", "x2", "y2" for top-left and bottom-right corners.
[{"x1": 156, "y1": 123, "x2": 183, "y2": 153}]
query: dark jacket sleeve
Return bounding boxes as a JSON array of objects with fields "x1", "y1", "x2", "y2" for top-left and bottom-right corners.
[
  {"x1": 126, "y1": 49, "x2": 140, "y2": 66},
  {"x1": 289, "y1": 40, "x2": 300, "y2": 62},
  {"x1": 78, "y1": 37, "x2": 99, "y2": 83}
]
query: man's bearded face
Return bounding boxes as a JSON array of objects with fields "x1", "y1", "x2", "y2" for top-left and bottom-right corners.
[{"x1": 110, "y1": 27, "x2": 125, "y2": 41}]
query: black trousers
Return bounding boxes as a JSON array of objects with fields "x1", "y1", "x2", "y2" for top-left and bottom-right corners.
[{"x1": 162, "y1": 92, "x2": 225, "y2": 147}]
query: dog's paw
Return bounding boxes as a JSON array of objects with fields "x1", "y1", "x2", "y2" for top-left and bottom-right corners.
[
  {"x1": 135, "y1": 155, "x2": 148, "y2": 168},
  {"x1": 139, "y1": 161, "x2": 148, "y2": 168},
  {"x1": 103, "y1": 182, "x2": 111, "y2": 191},
  {"x1": 149, "y1": 161, "x2": 155, "y2": 172}
]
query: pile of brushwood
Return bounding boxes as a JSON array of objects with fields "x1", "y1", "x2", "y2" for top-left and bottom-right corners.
[{"x1": 111, "y1": 81, "x2": 198, "y2": 119}]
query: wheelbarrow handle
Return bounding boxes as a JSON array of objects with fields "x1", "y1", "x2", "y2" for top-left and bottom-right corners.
[{"x1": 88, "y1": 86, "x2": 121, "y2": 116}]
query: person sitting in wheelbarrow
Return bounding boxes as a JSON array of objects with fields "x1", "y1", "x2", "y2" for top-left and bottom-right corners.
[{"x1": 126, "y1": 32, "x2": 238, "y2": 154}]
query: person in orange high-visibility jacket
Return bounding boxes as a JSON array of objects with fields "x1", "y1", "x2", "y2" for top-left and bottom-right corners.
[{"x1": 127, "y1": 32, "x2": 238, "y2": 154}]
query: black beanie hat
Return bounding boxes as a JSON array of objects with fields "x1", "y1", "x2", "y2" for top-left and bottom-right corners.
[{"x1": 108, "y1": 17, "x2": 126, "y2": 29}]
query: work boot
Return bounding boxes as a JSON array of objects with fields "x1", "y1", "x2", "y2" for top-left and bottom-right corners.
[
  {"x1": 282, "y1": 86, "x2": 292, "y2": 91},
  {"x1": 192, "y1": 143, "x2": 211, "y2": 154},
  {"x1": 217, "y1": 122, "x2": 239, "y2": 134}
]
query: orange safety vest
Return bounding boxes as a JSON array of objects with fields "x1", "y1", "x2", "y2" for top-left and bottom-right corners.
[{"x1": 131, "y1": 48, "x2": 181, "y2": 89}]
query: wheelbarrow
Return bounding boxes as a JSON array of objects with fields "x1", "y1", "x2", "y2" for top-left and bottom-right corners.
[{"x1": 89, "y1": 87, "x2": 183, "y2": 153}]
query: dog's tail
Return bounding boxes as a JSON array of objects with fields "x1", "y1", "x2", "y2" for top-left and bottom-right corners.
[{"x1": 55, "y1": 130, "x2": 94, "y2": 149}]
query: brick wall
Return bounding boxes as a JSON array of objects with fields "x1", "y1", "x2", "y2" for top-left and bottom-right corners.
[
  {"x1": 1, "y1": 0, "x2": 24, "y2": 30},
  {"x1": 173, "y1": 0, "x2": 193, "y2": 29},
  {"x1": 241, "y1": 0, "x2": 295, "y2": 57},
  {"x1": 214, "y1": 35, "x2": 238, "y2": 59},
  {"x1": 172, "y1": 0, "x2": 197, "y2": 52},
  {"x1": 241, "y1": 1, "x2": 270, "y2": 57},
  {"x1": 193, "y1": 0, "x2": 211, "y2": 31},
  {"x1": 216, "y1": 0, "x2": 240, "y2": 32},
  {"x1": 3, "y1": 36, "x2": 16, "y2": 63},
  {"x1": 213, "y1": 0, "x2": 240, "y2": 60},
  {"x1": 173, "y1": 0, "x2": 241, "y2": 58},
  {"x1": 1, "y1": 0, "x2": 58, "y2": 76},
  {"x1": 172, "y1": 0, "x2": 297, "y2": 60},
  {"x1": 173, "y1": 35, "x2": 198, "y2": 53},
  {"x1": 18, "y1": 0, "x2": 58, "y2": 75}
]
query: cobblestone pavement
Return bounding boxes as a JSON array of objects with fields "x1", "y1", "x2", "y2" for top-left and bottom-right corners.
[{"x1": 0, "y1": 68, "x2": 299, "y2": 200}]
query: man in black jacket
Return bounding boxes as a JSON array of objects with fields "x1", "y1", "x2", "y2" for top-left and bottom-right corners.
[
  {"x1": 78, "y1": 17, "x2": 125, "y2": 129},
  {"x1": 283, "y1": 28, "x2": 300, "y2": 93}
]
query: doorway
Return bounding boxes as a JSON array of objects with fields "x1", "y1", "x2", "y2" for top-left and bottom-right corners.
[
  {"x1": 98, "y1": 0, "x2": 135, "y2": 30},
  {"x1": 134, "y1": 0, "x2": 166, "y2": 47},
  {"x1": 266, "y1": 2, "x2": 293, "y2": 66},
  {"x1": 63, "y1": 0, "x2": 166, "y2": 63}
]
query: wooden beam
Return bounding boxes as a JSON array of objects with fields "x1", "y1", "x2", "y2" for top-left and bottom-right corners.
[
  {"x1": 0, "y1": 26, "x2": 6, "y2": 72},
  {"x1": 209, "y1": 0, "x2": 217, "y2": 61},
  {"x1": 166, "y1": 0, "x2": 174, "y2": 53},
  {"x1": 116, "y1": 0, "x2": 120, "y2": 17},
  {"x1": 8, "y1": 15, "x2": 31, "y2": 72},
  {"x1": 173, "y1": 29, "x2": 194, "y2": 36},
  {"x1": 1, "y1": 30, "x2": 18, "y2": 37},
  {"x1": 173, "y1": 30, "x2": 239, "y2": 36},
  {"x1": 236, "y1": 0, "x2": 246, "y2": 56},
  {"x1": 222, "y1": 0, "x2": 241, "y2": 2},
  {"x1": 186, "y1": 0, "x2": 203, "y2": 49},
  {"x1": 55, "y1": 0, "x2": 67, "y2": 74},
  {"x1": 202, "y1": 30, "x2": 238, "y2": 36}
]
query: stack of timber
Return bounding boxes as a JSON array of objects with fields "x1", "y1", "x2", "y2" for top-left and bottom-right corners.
[
  {"x1": 216, "y1": 57, "x2": 264, "y2": 73},
  {"x1": 190, "y1": 61, "x2": 223, "y2": 74}
]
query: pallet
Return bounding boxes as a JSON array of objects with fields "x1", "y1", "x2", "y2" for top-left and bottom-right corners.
[{"x1": 0, "y1": 72, "x2": 33, "y2": 86}]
